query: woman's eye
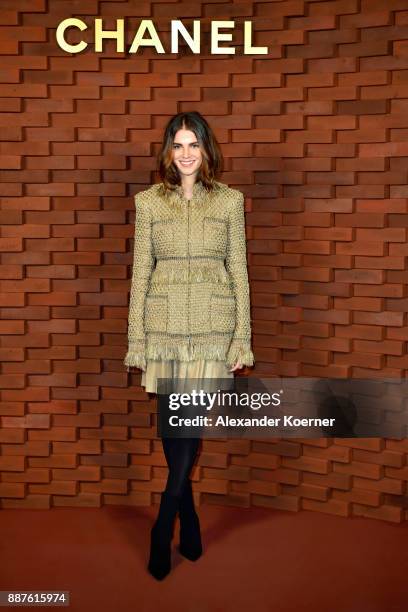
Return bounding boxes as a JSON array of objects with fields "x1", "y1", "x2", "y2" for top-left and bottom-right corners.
[{"x1": 172, "y1": 143, "x2": 199, "y2": 149}]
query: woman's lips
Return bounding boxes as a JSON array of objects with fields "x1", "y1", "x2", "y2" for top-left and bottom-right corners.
[{"x1": 179, "y1": 160, "x2": 195, "y2": 166}]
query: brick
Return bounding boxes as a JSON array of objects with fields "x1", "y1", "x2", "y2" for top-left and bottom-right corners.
[
  {"x1": 303, "y1": 444, "x2": 351, "y2": 463},
  {"x1": 304, "y1": 254, "x2": 353, "y2": 268},
  {"x1": 356, "y1": 228, "x2": 406, "y2": 242},
  {"x1": 356, "y1": 199, "x2": 407, "y2": 213},
  {"x1": 303, "y1": 471, "x2": 351, "y2": 490},
  {"x1": 334, "y1": 351, "x2": 384, "y2": 369},
  {"x1": 335, "y1": 324, "x2": 384, "y2": 340},
  {"x1": 334, "y1": 297, "x2": 382, "y2": 311},
  {"x1": 302, "y1": 497, "x2": 350, "y2": 517},
  {"x1": 354, "y1": 339, "x2": 403, "y2": 356},
  {"x1": 336, "y1": 241, "x2": 384, "y2": 256},
  {"x1": 353, "y1": 476, "x2": 403, "y2": 495},
  {"x1": 354, "y1": 284, "x2": 403, "y2": 298},
  {"x1": 203, "y1": 491, "x2": 250, "y2": 508},
  {"x1": 332, "y1": 488, "x2": 382, "y2": 507},
  {"x1": 302, "y1": 363, "x2": 351, "y2": 377},
  {"x1": 335, "y1": 269, "x2": 385, "y2": 284},
  {"x1": 387, "y1": 328, "x2": 408, "y2": 341},
  {"x1": 281, "y1": 456, "x2": 330, "y2": 474},
  {"x1": 385, "y1": 296, "x2": 408, "y2": 311},
  {"x1": 232, "y1": 480, "x2": 280, "y2": 496},
  {"x1": 285, "y1": 240, "x2": 331, "y2": 254},
  {"x1": 283, "y1": 294, "x2": 329, "y2": 309},
  {"x1": 198, "y1": 453, "x2": 228, "y2": 469},
  {"x1": 283, "y1": 267, "x2": 332, "y2": 282},
  {"x1": 282, "y1": 348, "x2": 329, "y2": 366},
  {"x1": 283, "y1": 321, "x2": 330, "y2": 337},
  {"x1": 352, "y1": 503, "x2": 403, "y2": 523},
  {"x1": 334, "y1": 461, "x2": 383, "y2": 479},
  {"x1": 336, "y1": 213, "x2": 385, "y2": 227},
  {"x1": 355, "y1": 256, "x2": 405, "y2": 270},
  {"x1": 305, "y1": 198, "x2": 353, "y2": 212},
  {"x1": 30, "y1": 481, "x2": 76, "y2": 496},
  {"x1": 195, "y1": 479, "x2": 228, "y2": 495},
  {"x1": 232, "y1": 453, "x2": 279, "y2": 470},
  {"x1": 2, "y1": 494, "x2": 50, "y2": 509},
  {"x1": 302, "y1": 336, "x2": 351, "y2": 352},
  {"x1": 304, "y1": 308, "x2": 351, "y2": 325},
  {"x1": 257, "y1": 334, "x2": 300, "y2": 349},
  {"x1": 353, "y1": 311, "x2": 404, "y2": 326},
  {"x1": 305, "y1": 227, "x2": 353, "y2": 241},
  {"x1": 0, "y1": 482, "x2": 25, "y2": 498},
  {"x1": 252, "y1": 493, "x2": 300, "y2": 512},
  {"x1": 252, "y1": 467, "x2": 300, "y2": 486},
  {"x1": 352, "y1": 448, "x2": 404, "y2": 468},
  {"x1": 203, "y1": 466, "x2": 249, "y2": 481},
  {"x1": 104, "y1": 491, "x2": 150, "y2": 507},
  {"x1": 303, "y1": 281, "x2": 351, "y2": 297},
  {"x1": 281, "y1": 483, "x2": 329, "y2": 501}
]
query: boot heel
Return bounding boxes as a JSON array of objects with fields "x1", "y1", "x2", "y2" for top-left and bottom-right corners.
[{"x1": 148, "y1": 524, "x2": 171, "y2": 580}]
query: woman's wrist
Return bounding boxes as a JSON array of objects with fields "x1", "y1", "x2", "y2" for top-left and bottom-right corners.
[
  {"x1": 226, "y1": 338, "x2": 254, "y2": 368},
  {"x1": 124, "y1": 339, "x2": 147, "y2": 371}
]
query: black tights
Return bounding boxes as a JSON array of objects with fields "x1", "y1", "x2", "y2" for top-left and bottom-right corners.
[{"x1": 161, "y1": 437, "x2": 201, "y2": 497}]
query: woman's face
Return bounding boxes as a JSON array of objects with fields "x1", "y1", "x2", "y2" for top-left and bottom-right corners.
[{"x1": 171, "y1": 128, "x2": 203, "y2": 179}]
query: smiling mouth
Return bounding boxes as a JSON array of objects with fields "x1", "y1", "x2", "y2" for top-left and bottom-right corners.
[{"x1": 179, "y1": 160, "x2": 196, "y2": 166}]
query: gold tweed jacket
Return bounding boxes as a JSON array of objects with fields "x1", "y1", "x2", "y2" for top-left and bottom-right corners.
[{"x1": 124, "y1": 179, "x2": 255, "y2": 372}]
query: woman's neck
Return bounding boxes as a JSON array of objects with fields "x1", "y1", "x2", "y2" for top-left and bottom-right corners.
[{"x1": 180, "y1": 176, "x2": 197, "y2": 199}]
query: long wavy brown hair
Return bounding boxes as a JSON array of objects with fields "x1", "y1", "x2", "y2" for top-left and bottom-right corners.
[{"x1": 157, "y1": 112, "x2": 223, "y2": 193}]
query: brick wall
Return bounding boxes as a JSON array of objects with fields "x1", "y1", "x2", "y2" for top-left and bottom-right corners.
[{"x1": 0, "y1": 0, "x2": 407, "y2": 523}]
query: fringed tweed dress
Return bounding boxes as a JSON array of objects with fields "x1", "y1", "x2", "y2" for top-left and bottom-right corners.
[{"x1": 124, "y1": 179, "x2": 254, "y2": 395}]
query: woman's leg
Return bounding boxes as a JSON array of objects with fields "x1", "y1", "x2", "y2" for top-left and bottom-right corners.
[
  {"x1": 147, "y1": 488, "x2": 180, "y2": 580},
  {"x1": 147, "y1": 436, "x2": 201, "y2": 580},
  {"x1": 161, "y1": 436, "x2": 201, "y2": 497},
  {"x1": 178, "y1": 477, "x2": 203, "y2": 560},
  {"x1": 161, "y1": 436, "x2": 203, "y2": 561}
]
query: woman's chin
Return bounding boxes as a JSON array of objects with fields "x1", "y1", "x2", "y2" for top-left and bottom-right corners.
[{"x1": 176, "y1": 164, "x2": 200, "y2": 175}]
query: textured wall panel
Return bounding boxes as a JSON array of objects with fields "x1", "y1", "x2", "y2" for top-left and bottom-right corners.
[{"x1": 0, "y1": 0, "x2": 407, "y2": 523}]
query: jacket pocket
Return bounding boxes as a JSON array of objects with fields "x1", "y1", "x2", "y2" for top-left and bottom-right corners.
[
  {"x1": 203, "y1": 217, "x2": 227, "y2": 254},
  {"x1": 152, "y1": 219, "x2": 175, "y2": 258},
  {"x1": 210, "y1": 294, "x2": 236, "y2": 333},
  {"x1": 145, "y1": 294, "x2": 168, "y2": 333}
]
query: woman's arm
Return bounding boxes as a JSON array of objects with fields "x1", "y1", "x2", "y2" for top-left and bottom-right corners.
[
  {"x1": 124, "y1": 193, "x2": 154, "y2": 371},
  {"x1": 225, "y1": 191, "x2": 255, "y2": 368}
]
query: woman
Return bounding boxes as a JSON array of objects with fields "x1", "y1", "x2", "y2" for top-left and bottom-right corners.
[{"x1": 124, "y1": 111, "x2": 255, "y2": 580}]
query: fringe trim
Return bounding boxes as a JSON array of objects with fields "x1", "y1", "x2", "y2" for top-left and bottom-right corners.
[
  {"x1": 126, "y1": 336, "x2": 255, "y2": 369},
  {"x1": 150, "y1": 267, "x2": 231, "y2": 287},
  {"x1": 226, "y1": 339, "x2": 255, "y2": 368},
  {"x1": 146, "y1": 338, "x2": 231, "y2": 362},
  {"x1": 124, "y1": 340, "x2": 146, "y2": 372}
]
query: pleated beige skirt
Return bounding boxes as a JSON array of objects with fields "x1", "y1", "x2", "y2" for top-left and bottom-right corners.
[{"x1": 141, "y1": 358, "x2": 234, "y2": 395}]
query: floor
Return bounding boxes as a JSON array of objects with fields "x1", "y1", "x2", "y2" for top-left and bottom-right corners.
[{"x1": 0, "y1": 503, "x2": 406, "y2": 612}]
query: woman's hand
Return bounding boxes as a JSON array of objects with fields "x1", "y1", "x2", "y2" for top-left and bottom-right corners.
[{"x1": 229, "y1": 361, "x2": 243, "y2": 372}]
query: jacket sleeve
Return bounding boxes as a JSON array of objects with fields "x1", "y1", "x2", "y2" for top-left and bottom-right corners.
[
  {"x1": 124, "y1": 193, "x2": 154, "y2": 372},
  {"x1": 225, "y1": 191, "x2": 255, "y2": 368}
]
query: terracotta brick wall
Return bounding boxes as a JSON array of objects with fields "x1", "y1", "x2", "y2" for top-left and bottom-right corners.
[{"x1": 1, "y1": 0, "x2": 407, "y2": 523}]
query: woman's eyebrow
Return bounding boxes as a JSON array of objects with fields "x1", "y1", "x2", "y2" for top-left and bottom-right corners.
[{"x1": 173, "y1": 141, "x2": 199, "y2": 145}]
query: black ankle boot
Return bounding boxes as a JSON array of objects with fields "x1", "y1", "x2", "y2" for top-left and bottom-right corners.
[
  {"x1": 178, "y1": 480, "x2": 202, "y2": 561},
  {"x1": 148, "y1": 491, "x2": 180, "y2": 580}
]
